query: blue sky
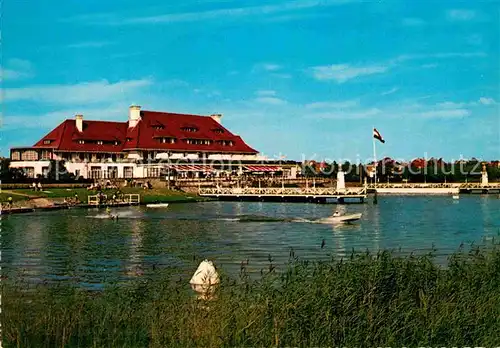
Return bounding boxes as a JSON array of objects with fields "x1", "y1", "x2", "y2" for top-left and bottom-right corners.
[{"x1": 1, "y1": 0, "x2": 499, "y2": 162}]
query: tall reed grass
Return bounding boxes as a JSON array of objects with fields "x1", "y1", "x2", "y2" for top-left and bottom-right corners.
[{"x1": 3, "y1": 243, "x2": 500, "y2": 347}]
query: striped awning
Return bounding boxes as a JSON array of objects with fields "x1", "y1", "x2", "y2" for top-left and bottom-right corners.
[
  {"x1": 244, "y1": 165, "x2": 282, "y2": 172},
  {"x1": 165, "y1": 164, "x2": 214, "y2": 172}
]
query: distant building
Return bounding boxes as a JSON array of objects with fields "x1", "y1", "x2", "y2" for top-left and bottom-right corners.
[{"x1": 9, "y1": 105, "x2": 298, "y2": 179}]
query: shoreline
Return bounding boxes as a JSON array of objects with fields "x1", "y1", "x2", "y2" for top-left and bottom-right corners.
[{"x1": 0, "y1": 198, "x2": 212, "y2": 215}]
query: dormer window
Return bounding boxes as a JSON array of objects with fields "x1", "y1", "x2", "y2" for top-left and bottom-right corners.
[
  {"x1": 181, "y1": 127, "x2": 198, "y2": 133},
  {"x1": 217, "y1": 140, "x2": 234, "y2": 146},
  {"x1": 152, "y1": 125, "x2": 164, "y2": 130},
  {"x1": 212, "y1": 128, "x2": 224, "y2": 134},
  {"x1": 126, "y1": 137, "x2": 132, "y2": 142},
  {"x1": 184, "y1": 138, "x2": 212, "y2": 145},
  {"x1": 114, "y1": 141, "x2": 119, "y2": 146},
  {"x1": 43, "y1": 140, "x2": 52, "y2": 145},
  {"x1": 78, "y1": 140, "x2": 85, "y2": 144},
  {"x1": 97, "y1": 141, "x2": 103, "y2": 145}
]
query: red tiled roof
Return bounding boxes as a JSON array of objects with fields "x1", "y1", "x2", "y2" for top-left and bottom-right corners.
[
  {"x1": 32, "y1": 110, "x2": 258, "y2": 154},
  {"x1": 34, "y1": 120, "x2": 127, "y2": 153},
  {"x1": 123, "y1": 110, "x2": 257, "y2": 153}
]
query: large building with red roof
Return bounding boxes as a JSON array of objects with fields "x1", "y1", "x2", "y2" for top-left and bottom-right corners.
[{"x1": 10, "y1": 105, "x2": 297, "y2": 179}]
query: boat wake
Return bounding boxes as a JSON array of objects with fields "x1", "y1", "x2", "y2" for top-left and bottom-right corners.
[
  {"x1": 218, "y1": 215, "x2": 289, "y2": 223},
  {"x1": 87, "y1": 210, "x2": 143, "y2": 220},
  {"x1": 216, "y1": 215, "x2": 337, "y2": 224}
]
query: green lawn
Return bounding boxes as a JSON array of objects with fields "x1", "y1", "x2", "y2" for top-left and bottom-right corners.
[
  {"x1": 1, "y1": 187, "x2": 202, "y2": 205},
  {"x1": 0, "y1": 192, "x2": 29, "y2": 203}
]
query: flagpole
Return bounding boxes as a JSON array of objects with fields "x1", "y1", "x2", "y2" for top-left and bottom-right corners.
[{"x1": 372, "y1": 126, "x2": 377, "y2": 188}]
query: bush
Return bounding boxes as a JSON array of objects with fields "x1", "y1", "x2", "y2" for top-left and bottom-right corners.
[{"x1": 3, "y1": 244, "x2": 500, "y2": 347}]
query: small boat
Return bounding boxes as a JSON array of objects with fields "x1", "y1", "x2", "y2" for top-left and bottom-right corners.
[
  {"x1": 319, "y1": 211, "x2": 362, "y2": 224},
  {"x1": 452, "y1": 194, "x2": 459, "y2": 200},
  {"x1": 146, "y1": 203, "x2": 170, "y2": 208}
]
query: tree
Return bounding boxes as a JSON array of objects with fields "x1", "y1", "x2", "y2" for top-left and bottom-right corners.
[{"x1": 47, "y1": 160, "x2": 73, "y2": 182}]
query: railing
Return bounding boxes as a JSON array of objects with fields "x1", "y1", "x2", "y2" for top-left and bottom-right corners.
[
  {"x1": 123, "y1": 194, "x2": 140, "y2": 204},
  {"x1": 88, "y1": 194, "x2": 106, "y2": 205},
  {"x1": 199, "y1": 187, "x2": 366, "y2": 196},
  {"x1": 87, "y1": 194, "x2": 140, "y2": 205},
  {"x1": 367, "y1": 183, "x2": 500, "y2": 189}
]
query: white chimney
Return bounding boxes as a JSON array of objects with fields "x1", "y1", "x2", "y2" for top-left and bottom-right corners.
[
  {"x1": 210, "y1": 113, "x2": 222, "y2": 124},
  {"x1": 75, "y1": 114, "x2": 83, "y2": 132},
  {"x1": 129, "y1": 105, "x2": 141, "y2": 128}
]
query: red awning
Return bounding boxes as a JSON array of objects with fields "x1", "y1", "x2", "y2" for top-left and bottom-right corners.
[
  {"x1": 166, "y1": 165, "x2": 214, "y2": 172},
  {"x1": 244, "y1": 166, "x2": 282, "y2": 172}
]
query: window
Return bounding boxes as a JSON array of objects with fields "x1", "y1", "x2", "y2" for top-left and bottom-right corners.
[
  {"x1": 21, "y1": 150, "x2": 38, "y2": 161},
  {"x1": 181, "y1": 127, "x2": 198, "y2": 133},
  {"x1": 114, "y1": 141, "x2": 119, "y2": 146},
  {"x1": 124, "y1": 166, "x2": 133, "y2": 178},
  {"x1": 97, "y1": 141, "x2": 103, "y2": 145},
  {"x1": 212, "y1": 128, "x2": 224, "y2": 134},
  {"x1": 126, "y1": 138, "x2": 132, "y2": 142},
  {"x1": 216, "y1": 140, "x2": 234, "y2": 146},
  {"x1": 41, "y1": 151, "x2": 52, "y2": 160},
  {"x1": 146, "y1": 167, "x2": 160, "y2": 177},
  {"x1": 43, "y1": 140, "x2": 52, "y2": 145},
  {"x1": 157, "y1": 137, "x2": 176, "y2": 144},
  {"x1": 78, "y1": 140, "x2": 85, "y2": 144},
  {"x1": 108, "y1": 166, "x2": 118, "y2": 179},
  {"x1": 24, "y1": 167, "x2": 35, "y2": 178},
  {"x1": 152, "y1": 124, "x2": 164, "y2": 130},
  {"x1": 11, "y1": 151, "x2": 20, "y2": 161},
  {"x1": 184, "y1": 139, "x2": 212, "y2": 145},
  {"x1": 42, "y1": 167, "x2": 49, "y2": 177},
  {"x1": 90, "y1": 166, "x2": 102, "y2": 179}
]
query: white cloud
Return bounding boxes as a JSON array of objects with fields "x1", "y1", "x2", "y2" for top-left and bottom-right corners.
[
  {"x1": 381, "y1": 87, "x2": 399, "y2": 96},
  {"x1": 420, "y1": 109, "x2": 470, "y2": 118},
  {"x1": 310, "y1": 51, "x2": 485, "y2": 83},
  {"x1": 310, "y1": 108, "x2": 381, "y2": 119},
  {"x1": 437, "y1": 101, "x2": 467, "y2": 109},
  {"x1": 255, "y1": 90, "x2": 277, "y2": 96},
  {"x1": 479, "y1": 97, "x2": 497, "y2": 105},
  {"x1": 261, "y1": 63, "x2": 282, "y2": 71},
  {"x1": 3, "y1": 104, "x2": 127, "y2": 130},
  {"x1": 311, "y1": 64, "x2": 389, "y2": 83},
  {"x1": 447, "y1": 9, "x2": 476, "y2": 21},
  {"x1": 255, "y1": 97, "x2": 287, "y2": 105},
  {"x1": 466, "y1": 34, "x2": 483, "y2": 45},
  {"x1": 110, "y1": 0, "x2": 357, "y2": 25},
  {"x1": 1, "y1": 58, "x2": 34, "y2": 80},
  {"x1": 402, "y1": 18, "x2": 425, "y2": 26},
  {"x1": 394, "y1": 52, "x2": 486, "y2": 64},
  {"x1": 4, "y1": 79, "x2": 153, "y2": 104},
  {"x1": 305, "y1": 100, "x2": 359, "y2": 109},
  {"x1": 67, "y1": 41, "x2": 114, "y2": 48},
  {"x1": 272, "y1": 73, "x2": 292, "y2": 79}
]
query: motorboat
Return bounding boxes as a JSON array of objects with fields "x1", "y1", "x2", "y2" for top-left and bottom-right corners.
[
  {"x1": 146, "y1": 203, "x2": 170, "y2": 208},
  {"x1": 319, "y1": 211, "x2": 362, "y2": 224}
]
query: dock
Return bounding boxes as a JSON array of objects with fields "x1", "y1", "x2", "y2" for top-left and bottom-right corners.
[
  {"x1": 366, "y1": 183, "x2": 500, "y2": 195},
  {"x1": 198, "y1": 187, "x2": 367, "y2": 204}
]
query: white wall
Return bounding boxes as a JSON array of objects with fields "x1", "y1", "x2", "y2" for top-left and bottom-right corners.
[{"x1": 10, "y1": 161, "x2": 51, "y2": 177}]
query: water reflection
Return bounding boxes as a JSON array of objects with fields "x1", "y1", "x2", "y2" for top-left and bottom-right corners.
[
  {"x1": 1, "y1": 197, "x2": 499, "y2": 288},
  {"x1": 125, "y1": 219, "x2": 145, "y2": 277}
]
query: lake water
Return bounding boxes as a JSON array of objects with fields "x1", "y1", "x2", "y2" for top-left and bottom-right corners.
[{"x1": 2, "y1": 196, "x2": 499, "y2": 289}]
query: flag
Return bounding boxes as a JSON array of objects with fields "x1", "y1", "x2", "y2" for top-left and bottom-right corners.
[{"x1": 373, "y1": 128, "x2": 385, "y2": 143}]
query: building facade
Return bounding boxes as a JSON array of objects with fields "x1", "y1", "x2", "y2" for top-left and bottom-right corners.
[{"x1": 10, "y1": 106, "x2": 299, "y2": 180}]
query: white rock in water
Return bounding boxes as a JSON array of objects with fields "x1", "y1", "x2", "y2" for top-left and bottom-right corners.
[{"x1": 189, "y1": 260, "x2": 220, "y2": 289}]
